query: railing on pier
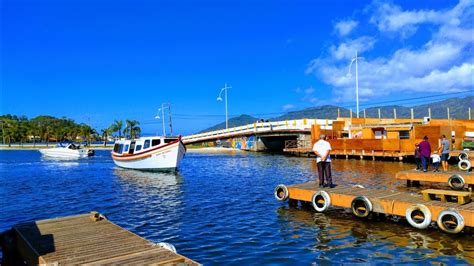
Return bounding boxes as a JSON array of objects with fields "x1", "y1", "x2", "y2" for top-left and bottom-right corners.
[{"x1": 183, "y1": 119, "x2": 333, "y2": 144}]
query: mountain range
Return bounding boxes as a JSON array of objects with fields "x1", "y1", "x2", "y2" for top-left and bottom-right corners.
[{"x1": 199, "y1": 96, "x2": 473, "y2": 133}]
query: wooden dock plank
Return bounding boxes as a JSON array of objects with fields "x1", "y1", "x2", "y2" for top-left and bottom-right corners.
[
  {"x1": 6, "y1": 212, "x2": 200, "y2": 265},
  {"x1": 396, "y1": 170, "x2": 474, "y2": 185},
  {"x1": 286, "y1": 182, "x2": 474, "y2": 227}
]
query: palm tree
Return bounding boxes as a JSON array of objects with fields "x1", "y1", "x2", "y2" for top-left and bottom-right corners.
[
  {"x1": 101, "y1": 127, "x2": 113, "y2": 147},
  {"x1": 124, "y1": 119, "x2": 141, "y2": 139},
  {"x1": 111, "y1": 120, "x2": 123, "y2": 139}
]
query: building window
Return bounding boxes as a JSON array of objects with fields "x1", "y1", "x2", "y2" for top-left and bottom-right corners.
[
  {"x1": 152, "y1": 139, "x2": 161, "y2": 146},
  {"x1": 136, "y1": 145, "x2": 142, "y2": 151},
  {"x1": 399, "y1": 130, "x2": 410, "y2": 139},
  {"x1": 144, "y1": 140, "x2": 150, "y2": 149}
]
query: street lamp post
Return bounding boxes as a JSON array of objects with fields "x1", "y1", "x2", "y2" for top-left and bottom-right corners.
[
  {"x1": 348, "y1": 50, "x2": 362, "y2": 118},
  {"x1": 217, "y1": 83, "x2": 231, "y2": 130},
  {"x1": 155, "y1": 103, "x2": 172, "y2": 136}
]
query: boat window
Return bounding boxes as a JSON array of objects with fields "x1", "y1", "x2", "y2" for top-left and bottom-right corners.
[
  {"x1": 136, "y1": 145, "x2": 142, "y2": 152},
  {"x1": 124, "y1": 144, "x2": 129, "y2": 153},
  {"x1": 144, "y1": 140, "x2": 150, "y2": 149},
  {"x1": 119, "y1": 144, "x2": 124, "y2": 153},
  {"x1": 152, "y1": 139, "x2": 161, "y2": 146},
  {"x1": 113, "y1": 144, "x2": 120, "y2": 153},
  {"x1": 164, "y1": 139, "x2": 176, "y2": 144},
  {"x1": 129, "y1": 141, "x2": 135, "y2": 154}
]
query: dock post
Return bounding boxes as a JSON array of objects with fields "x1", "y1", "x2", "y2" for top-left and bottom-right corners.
[
  {"x1": 447, "y1": 107, "x2": 450, "y2": 120},
  {"x1": 469, "y1": 107, "x2": 472, "y2": 120},
  {"x1": 428, "y1": 108, "x2": 431, "y2": 118},
  {"x1": 410, "y1": 108, "x2": 414, "y2": 120},
  {"x1": 350, "y1": 108, "x2": 353, "y2": 120},
  {"x1": 363, "y1": 109, "x2": 366, "y2": 119},
  {"x1": 337, "y1": 108, "x2": 340, "y2": 118},
  {"x1": 393, "y1": 108, "x2": 397, "y2": 119},
  {"x1": 378, "y1": 108, "x2": 381, "y2": 120}
]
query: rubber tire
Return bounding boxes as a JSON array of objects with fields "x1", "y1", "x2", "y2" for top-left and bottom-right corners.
[
  {"x1": 274, "y1": 184, "x2": 289, "y2": 201},
  {"x1": 351, "y1": 196, "x2": 373, "y2": 218},
  {"x1": 405, "y1": 204, "x2": 432, "y2": 229},
  {"x1": 157, "y1": 242, "x2": 177, "y2": 253},
  {"x1": 311, "y1": 191, "x2": 331, "y2": 212},
  {"x1": 458, "y1": 160, "x2": 471, "y2": 171},
  {"x1": 459, "y1": 152, "x2": 469, "y2": 161},
  {"x1": 448, "y1": 174, "x2": 465, "y2": 190},
  {"x1": 437, "y1": 209, "x2": 465, "y2": 234}
]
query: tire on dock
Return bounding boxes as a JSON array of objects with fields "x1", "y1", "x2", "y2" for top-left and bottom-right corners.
[
  {"x1": 351, "y1": 196, "x2": 373, "y2": 218},
  {"x1": 458, "y1": 160, "x2": 471, "y2": 171},
  {"x1": 274, "y1": 184, "x2": 289, "y2": 201},
  {"x1": 459, "y1": 151, "x2": 469, "y2": 161},
  {"x1": 311, "y1": 191, "x2": 331, "y2": 212},
  {"x1": 405, "y1": 204, "x2": 432, "y2": 229},
  {"x1": 448, "y1": 174, "x2": 465, "y2": 190},
  {"x1": 436, "y1": 209, "x2": 465, "y2": 234}
]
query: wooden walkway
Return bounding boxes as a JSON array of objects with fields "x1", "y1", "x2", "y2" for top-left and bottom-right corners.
[
  {"x1": 279, "y1": 182, "x2": 473, "y2": 230},
  {"x1": 1, "y1": 212, "x2": 200, "y2": 265},
  {"x1": 284, "y1": 148, "x2": 409, "y2": 160},
  {"x1": 396, "y1": 170, "x2": 474, "y2": 188}
]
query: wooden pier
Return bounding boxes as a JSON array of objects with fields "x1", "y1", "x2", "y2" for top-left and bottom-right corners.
[
  {"x1": 396, "y1": 170, "x2": 474, "y2": 190},
  {"x1": 275, "y1": 182, "x2": 474, "y2": 234},
  {"x1": 1, "y1": 212, "x2": 200, "y2": 265}
]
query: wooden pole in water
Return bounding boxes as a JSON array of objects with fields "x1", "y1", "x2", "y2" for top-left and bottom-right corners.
[
  {"x1": 350, "y1": 108, "x2": 353, "y2": 120},
  {"x1": 428, "y1": 108, "x2": 431, "y2": 118},
  {"x1": 447, "y1": 107, "x2": 450, "y2": 120},
  {"x1": 378, "y1": 108, "x2": 381, "y2": 120},
  {"x1": 393, "y1": 108, "x2": 397, "y2": 119},
  {"x1": 469, "y1": 107, "x2": 472, "y2": 120},
  {"x1": 410, "y1": 108, "x2": 414, "y2": 120},
  {"x1": 337, "y1": 108, "x2": 340, "y2": 118},
  {"x1": 363, "y1": 109, "x2": 366, "y2": 119}
]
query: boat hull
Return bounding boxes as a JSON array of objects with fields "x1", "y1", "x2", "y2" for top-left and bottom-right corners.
[
  {"x1": 112, "y1": 141, "x2": 186, "y2": 171},
  {"x1": 39, "y1": 148, "x2": 90, "y2": 159}
]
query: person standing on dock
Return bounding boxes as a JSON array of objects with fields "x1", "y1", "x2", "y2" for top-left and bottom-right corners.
[
  {"x1": 419, "y1": 136, "x2": 431, "y2": 172},
  {"x1": 439, "y1": 135, "x2": 450, "y2": 171},
  {"x1": 313, "y1": 134, "x2": 333, "y2": 188},
  {"x1": 414, "y1": 143, "x2": 422, "y2": 171}
]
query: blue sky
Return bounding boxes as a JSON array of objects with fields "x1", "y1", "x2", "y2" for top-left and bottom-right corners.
[{"x1": 1, "y1": 0, "x2": 472, "y2": 135}]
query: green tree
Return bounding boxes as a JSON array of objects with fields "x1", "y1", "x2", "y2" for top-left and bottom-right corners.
[
  {"x1": 101, "y1": 127, "x2": 113, "y2": 147},
  {"x1": 124, "y1": 119, "x2": 141, "y2": 139},
  {"x1": 111, "y1": 120, "x2": 123, "y2": 139}
]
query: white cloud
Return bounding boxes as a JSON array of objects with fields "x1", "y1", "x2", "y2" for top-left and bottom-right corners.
[
  {"x1": 306, "y1": 0, "x2": 473, "y2": 103},
  {"x1": 334, "y1": 20, "x2": 358, "y2": 36},
  {"x1": 329, "y1": 36, "x2": 376, "y2": 60},
  {"x1": 282, "y1": 104, "x2": 295, "y2": 111},
  {"x1": 305, "y1": 87, "x2": 315, "y2": 94}
]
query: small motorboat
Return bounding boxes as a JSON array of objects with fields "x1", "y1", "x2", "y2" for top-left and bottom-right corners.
[
  {"x1": 111, "y1": 136, "x2": 186, "y2": 171},
  {"x1": 39, "y1": 143, "x2": 91, "y2": 159}
]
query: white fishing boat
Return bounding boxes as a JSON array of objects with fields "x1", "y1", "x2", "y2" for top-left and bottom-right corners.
[
  {"x1": 39, "y1": 143, "x2": 91, "y2": 159},
  {"x1": 111, "y1": 136, "x2": 186, "y2": 171}
]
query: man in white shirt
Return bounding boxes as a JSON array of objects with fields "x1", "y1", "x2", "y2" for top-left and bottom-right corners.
[{"x1": 313, "y1": 134, "x2": 333, "y2": 188}]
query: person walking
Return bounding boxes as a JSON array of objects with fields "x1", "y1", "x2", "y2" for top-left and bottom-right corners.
[
  {"x1": 419, "y1": 136, "x2": 431, "y2": 172},
  {"x1": 313, "y1": 134, "x2": 334, "y2": 188},
  {"x1": 439, "y1": 135, "x2": 450, "y2": 171}
]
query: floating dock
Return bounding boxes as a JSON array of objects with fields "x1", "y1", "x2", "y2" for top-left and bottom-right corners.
[
  {"x1": 1, "y1": 212, "x2": 200, "y2": 265},
  {"x1": 396, "y1": 170, "x2": 474, "y2": 190},
  {"x1": 275, "y1": 182, "x2": 473, "y2": 234}
]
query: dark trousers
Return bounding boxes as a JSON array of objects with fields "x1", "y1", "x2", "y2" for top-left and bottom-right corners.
[
  {"x1": 317, "y1": 161, "x2": 332, "y2": 186},
  {"x1": 415, "y1": 157, "x2": 422, "y2": 170},
  {"x1": 421, "y1": 156, "x2": 429, "y2": 171}
]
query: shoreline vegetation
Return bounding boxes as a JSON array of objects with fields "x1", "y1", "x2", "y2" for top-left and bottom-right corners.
[{"x1": 0, "y1": 114, "x2": 141, "y2": 148}]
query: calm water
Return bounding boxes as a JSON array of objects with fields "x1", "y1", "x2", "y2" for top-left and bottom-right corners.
[{"x1": 1, "y1": 150, "x2": 473, "y2": 264}]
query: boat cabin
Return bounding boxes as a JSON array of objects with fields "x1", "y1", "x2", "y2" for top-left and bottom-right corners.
[{"x1": 113, "y1": 136, "x2": 179, "y2": 155}]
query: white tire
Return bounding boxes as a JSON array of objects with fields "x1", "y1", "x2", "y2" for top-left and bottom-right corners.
[
  {"x1": 437, "y1": 209, "x2": 465, "y2": 234},
  {"x1": 459, "y1": 152, "x2": 469, "y2": 161},
  {"x1": 405, "y1": 204, "x2": 432, "y2": 229},
  {"x1": 157, "y1": 242, "x2": 177, "y2": 253},
  {"x1": 274, "y1": 184, "x2": 289, "y2": 201},
  {"x1": 448, "y1": 174, "x2": 465, "y2": 190},
  {"x1": 351, "y1": 196, "x2": 373, "y2": 218},
  {"x1": 458, "y1": 160, "x2": 471, "y2": 171},
  {"x1": 311, "y1": 191, "x2": 331, "y2": 212}
]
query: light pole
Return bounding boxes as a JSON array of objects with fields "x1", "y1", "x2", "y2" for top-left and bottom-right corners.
[
  {"x1": 155, "y1": 103, "x2": 172, "y2": 136},
  {"x1": 217, "y1": 83, "x2": 231, "y2": 130},
  {"x1": 348, "y1": 50, "x2": 363, "y2": 118}
]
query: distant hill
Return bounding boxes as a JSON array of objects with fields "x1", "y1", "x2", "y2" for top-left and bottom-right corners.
[
  {"x1": 199, "y1": 114, "x2": 260, "y2": 133},
  {"x1": 197, "y1": 96, "x2": 473, "y2": 132}
]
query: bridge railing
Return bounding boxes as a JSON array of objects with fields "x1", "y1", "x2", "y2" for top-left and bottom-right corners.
[{"x1": 183, "y1": 118, "x2": 334, "y2": 143}]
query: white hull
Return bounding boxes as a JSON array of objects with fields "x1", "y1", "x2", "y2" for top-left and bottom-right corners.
[
  {"x1": 39, "y1": 148, "x2": 89, "y2": 159},
  {"x1": 112, "y1": 141, "x2": 186, "y2": 171}
]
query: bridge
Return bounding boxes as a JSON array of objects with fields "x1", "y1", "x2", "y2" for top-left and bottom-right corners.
[{"x1": 182, "y1": 119, "x2": 334, "y2": 152}]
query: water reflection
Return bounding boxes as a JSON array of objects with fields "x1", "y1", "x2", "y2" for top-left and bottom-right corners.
[{"x1": 277, "y1": 206, "x2": 474, "y2": 264}]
